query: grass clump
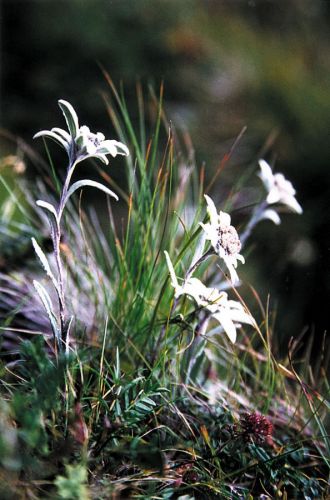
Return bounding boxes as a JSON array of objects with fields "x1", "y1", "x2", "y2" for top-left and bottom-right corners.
[{"x1": 0, "y1": 78, "x2": 329, "y2": 499}]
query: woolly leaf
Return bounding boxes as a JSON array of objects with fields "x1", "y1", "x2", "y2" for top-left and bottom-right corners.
[
  {"x1": 63, "y1": 179, "x2": 119, "y2": 207},
  {"x1": 58, "y1": 100, "x2": 79, "y2": 138},
  {"x1": 33, "y1": 130, "x2": 69, "y2": 152},
  {"x1": 36, "y1": 200, "x2": 59, "y2": 224},
  {"x1": 31, "y1": 237, "x2": 59, "y2": 292},
  {"x1": 33, "y1": 280, "x2": 61, "y2": 345}
]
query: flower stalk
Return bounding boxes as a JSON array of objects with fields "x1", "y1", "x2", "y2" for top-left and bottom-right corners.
[{"x1": 33, "y1": 100, "x2": 129, "y2": 351}]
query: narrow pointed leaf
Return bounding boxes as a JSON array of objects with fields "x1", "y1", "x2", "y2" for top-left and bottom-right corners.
[
  {"x1": 260, "y1": 208, "x2": 281, "y2": 225},
  {"x1": 115, "y1": 346, "x2": 120, "y2": 380},
  {"x1": 36, "y1": 200, "x2": 59, "y2": 224},
  {"x1": 51, "y1": 127, "x2": 71, "y2": 142},
  {"x1": 33, "y1": 280, "x2": 61, "y2": 345},
  {"x1": 79, "y1": 153, "x2": 109, "y2": 165},
  {"x1": 63, "y1": 179, "x2": 119, "y2": 207},
  {"x1": 33, "y1": 130, "x2": 69, "y2": 152},
  {"x1": 140, "y1": 397, "x2": 156, "y2": 406},
  {"x1": 164, "y1": 251, "x2": 180, "y2": 291},
  {"x1": 65, "y1": 315, "x2": 74, "y2": 355},
  {"x1": 135, "y1": 402, "x2": 152, "y2": 412},
  {"x1": 213, "y1": 311, "x2": 237, "y2": 343},
  {"x1": 97, "y1": 140, "x2": 129, "y2": 157},
  {"x1": 32, "y1": 237, "x2": 59, "y2": 292},
  {"x1": 58, "y1": 99, "x2": 79, "y2": 137}
]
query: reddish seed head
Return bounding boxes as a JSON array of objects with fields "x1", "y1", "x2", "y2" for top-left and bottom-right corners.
[{"x1": 239, "y1": 412, "x2": 273, "y2": 443}]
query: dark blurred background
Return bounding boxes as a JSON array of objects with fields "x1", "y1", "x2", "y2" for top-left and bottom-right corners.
[{"x1": 0, "y1": 0, "x2": 329, "y2": 358}]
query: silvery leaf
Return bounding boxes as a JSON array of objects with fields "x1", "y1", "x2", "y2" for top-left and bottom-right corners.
[
  {"x1": 51, "y1": 127, "x2": 71, "y2": 143},
  {"x1": 63, "y1": 179, "x2": 119, "y2": 207},
  {"x1": 58, "y1": 99, "x2": 79, "y2": 138},
  {"x1": 78, "y1": 153, "x2": 109, "y2": 165},
  {"x1": 260, "y1": 208, "x2": 281, "y2": 225},
  {"x1": 36, "y1": 200, "x2": 59, "y2": 224},
  {"x1": 33, "y1": 130, "x2": 70, "y2": 153},
  {"x1": 65, "y1": 315, "x2": 74, "y2": 355},
  {"x1": 97, "y1": 140, "x2": 129, "y2": 157},
  {"x1": 32, "y1": 237, "x2": 59, "y2": 292},
  {"x1": 33, "y1": 280, "x2": 61, "y2": 345}
]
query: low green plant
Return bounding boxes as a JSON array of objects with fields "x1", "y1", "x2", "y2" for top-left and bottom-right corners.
[{"x1": 55, "y1": 463, "x2": 89, "y2": 499}]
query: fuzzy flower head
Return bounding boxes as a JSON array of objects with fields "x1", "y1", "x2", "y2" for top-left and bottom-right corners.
[
  {"x1": 239, "y1": 412, "x2": 273, "y2": 444},
  {"x1": 33, "y1": 100, "x2": 129, "y2": 165},
  {"x1": 164, "y1": 251, "x2": 255, "y2": 343},
  {"x1": 258, "y1": 160, "x2": 303, "y2": 224},
  {"x1": 199, "y1": 195, "x2": 244, "y2": 284}
]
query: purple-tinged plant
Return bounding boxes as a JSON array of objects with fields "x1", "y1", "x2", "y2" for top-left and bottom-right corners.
[{"x1": 239, "y1": 412, "x2": 273, "y2": 444}]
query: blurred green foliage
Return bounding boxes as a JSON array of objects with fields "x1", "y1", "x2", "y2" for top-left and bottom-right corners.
[
  {"x1": 1, "y1": 0, "x2": 330, "y2": 351},
  {"x1": 55, "y1": 464, "x2": 89, "y2": 500}
]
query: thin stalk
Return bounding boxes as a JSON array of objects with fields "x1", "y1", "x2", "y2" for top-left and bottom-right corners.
[
  {"x1": 53, "y1": 159, "x2": 77, "y2": 348},
  {"x1": 53, "y1": 226, "x2": 66, "y2": 342},
  {"x1": 185, "y1": 315, "x2": 209, "y2": 383},
  {"x1": 240, "y1": 200, "x2": 267, "y2": 246},
  {"x1": 156, "y1": 248, "x2": 214, "y2": 355}
]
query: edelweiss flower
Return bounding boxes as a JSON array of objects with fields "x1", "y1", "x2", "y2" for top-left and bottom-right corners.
[
  {"x1": 199, "y1": 195, "x2": 244, "y2": 284},
  {"x1": 211, "y1": 296, "x2": 256, "y2": 343},
  {"x1": 164, "y1": 251, "x2": 255, "y2": 342},
  {"x1": 258, "y1": 159, "x2": 303, "y2": 219},
  {"x1": 165, "y1": 250, "x2": 224, "y2": 307},
  {"x1": 33, "y1": 100, "x2": 129, "y2": 165}
]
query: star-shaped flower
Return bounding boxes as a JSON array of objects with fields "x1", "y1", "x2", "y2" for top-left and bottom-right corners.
[
  {"x1": 33, "y1": 100, "x2": 129, "y2": 165},
  {"x1": 164, "y1": 251, "x2": 255, "y2": 343},
  {"x1": 199, "y1": 195, "x2": 244, "y2": 284},
  {"x1": 258, "y1": 160, "x2": 303, "y2": 221}
]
